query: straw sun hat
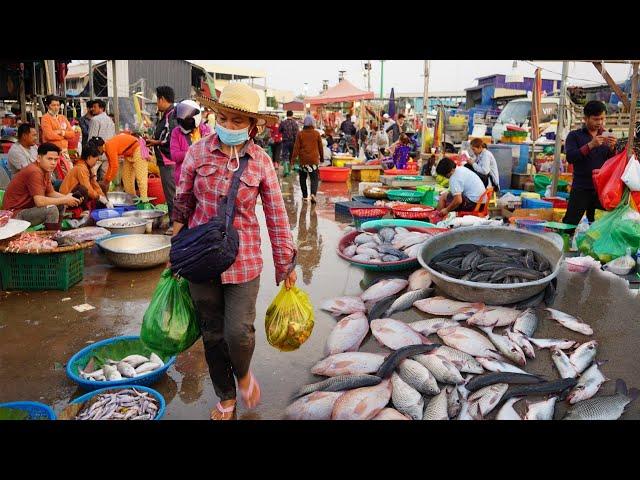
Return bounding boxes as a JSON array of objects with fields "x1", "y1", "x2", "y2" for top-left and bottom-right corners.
[{"x1": 195, "y1": 83, "x2": 278, "y2": 127}]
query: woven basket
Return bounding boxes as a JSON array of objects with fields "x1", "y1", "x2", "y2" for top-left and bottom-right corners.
[{"x1": 0, "y1": 230, "x2": 95, "y2": 254}]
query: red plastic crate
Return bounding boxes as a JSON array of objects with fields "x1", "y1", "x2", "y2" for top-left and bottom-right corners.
[{"x1": 392, "y1": 204, "x2": 435, "y2": 220}]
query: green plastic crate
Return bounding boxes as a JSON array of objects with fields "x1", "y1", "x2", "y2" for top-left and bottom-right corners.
[
  {"x1": 0, "y1": 249, "x2": 84, "y2": 291},
  {"x1": 386, "y1": 190, "x2": 425, "y2": 203}
]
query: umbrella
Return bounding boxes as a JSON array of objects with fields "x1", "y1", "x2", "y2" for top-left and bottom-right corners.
[
  {"x1": 388, "y1": 88, "x2": 396, "y2": 119},
  {"x1": 530, "y1": 68, "x2": 542, "y2": 142}
]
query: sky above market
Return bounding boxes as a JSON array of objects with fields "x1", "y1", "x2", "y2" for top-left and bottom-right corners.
[{"x1": 73, "y1": 60, "x2": 633, "y2": 96}]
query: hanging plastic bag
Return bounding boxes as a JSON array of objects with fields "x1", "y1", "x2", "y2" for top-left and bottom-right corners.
[
  {"x1": 592, "y1": 147, "x2": 628, "y2": 210},
  {"x1": 577, "y1": 191, "x2": 640, "y2": 263},
  {"x1": 140, "y1": 269, "x2": 200, "y2": 356},
  {"x1": 603, "y1": 247, "x2": 636, "y2": 275},
  {"x1": 621, "y1": 155, "x2": 640, "y2": 191},
  {"x1": 264, "y1": 285, "x2": 314, "y2": 352}
]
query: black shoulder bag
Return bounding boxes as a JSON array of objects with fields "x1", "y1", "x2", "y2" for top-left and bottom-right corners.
[{"x1": 169, "y1": 155, "x2": 250, "y2": 283}]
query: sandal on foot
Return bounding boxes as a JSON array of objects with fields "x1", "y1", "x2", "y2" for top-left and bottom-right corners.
[
  {"x1": 239, "y1": 372, "x2": 261, "y2": 409},
  {"x1": 211, "y1": 402, "x2": 236, "y2": 420}
]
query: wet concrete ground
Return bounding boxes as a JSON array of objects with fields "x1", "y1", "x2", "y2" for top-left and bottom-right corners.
[{"x1": 1, "y1": 174, "x2": 639, "y2": 420}]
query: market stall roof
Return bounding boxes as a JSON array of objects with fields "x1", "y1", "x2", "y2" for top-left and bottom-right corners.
[{"x1": 305, "y1": 79, "x2": 374, "y2": 105}]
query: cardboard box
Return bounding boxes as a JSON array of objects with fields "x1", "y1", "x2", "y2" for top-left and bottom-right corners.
[{"x1": 511, "y1": 208, "x2": 555, "y2": 222}]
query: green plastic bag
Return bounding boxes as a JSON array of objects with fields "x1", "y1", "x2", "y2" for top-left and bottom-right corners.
[
  {"x1": 534, "y1": 174, "x2": 568, "y2": 195},
  {"x1": 577, "y1": 191, "x2": 640, "y2": 263},
  {"x1": 0, "y1": 189, "x2": 4, "y2": 209},
  {"x1": 265, "y1": 285, "x2": 314, "y2": 352},
  {"x1": 140, "y1": 269, "x2": 200, "y2": 356}
]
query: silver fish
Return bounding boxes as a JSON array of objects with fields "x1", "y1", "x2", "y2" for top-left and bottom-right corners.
[
  {"x1": 149, "y1": 353, "x2": 164, "y2": 366},
  {"x1": 457, "y1": 400, "x2": 482, "y2": 420},
  {"x1": 523, "y1": 396, "x2": 557, "y2": 420},
  {"x1": 342, "y1": 245, "x2": 357, "y2": 258},
  {"x1": 361, "y1": 279, "x2": 409, "y2": 302},
  {"x1": 378, "y1": 227, "x2": 396, "y2": 243},
  {"x1": 356, "y1": 246, "x2": 380, "y2": 257},
  {"x1": 120, "y1": 355, "x2": 149, "y2": 368},
  {"x1": 285, "y1": 391, "x2": 344, "y2": 420},
  {"x1": 391, "y1": 373, "x2": 424, "y2": 421},
  {"x1": 135, "y1": 362, "x2": 161, "y2": 375},
  {"x1": 495, "y1": 397, "x2": 522, "y2": 420},
  {"x1": 382, "y1": 255, "x2": 401, "y2": 262},
  {"x1": 117, "y1": 361, "x2": 137, "y2": 378},
  {"x1": 325, "y1": 311, "x2": 369, "y2": 355},
  {"x1": 354, "y1": 232, "x2": 375, "y2": 244},
  {"x1": 397, "y1": 359, "x2": 440, "y2": 395},
  {"x1": 412, "y1": 352, "x2": 464, "y2": 385},
  {"x1": 445, "y1": 385, "x2": 462, "y2": 419},
  {"x1": 544, "y1": 308, "x2": 593, "y2": 336},
  {"x1": 476, "y1": 357, "x2": 528, "y2": 375},
  {"x1": 311, "y1": 352, "x2": 386, "y2": 377},
  {"x1": 407, "y1": 318, "x2": 460, "y2": 337},
  {"x1": 395, "y1": 227, "x2": 410, "y2": 234},
  {"x1": 405, "y1": 242, "x2": 427, "y2": 259},
  {"x1": 294, "y1": 375, "x2": 382, "y2": 399},
  {"x1": 528, "y1": 338, "x2": 576, "y2": 350},
  {"x1": 506, "y1": 329, "x2": 536, "y2": 359},
  {"x1": 408, "y1": 269, "x2": 432, "y2": 291},
  {"x1": 566, "y1": 363, "x2": 608, "y2": 404},
  {"x1": 371, "y1": 318, "x2": 428, "y2": 350},
  {"x1": 550, "y1": 347, "x2": 578, "y2": 379},
  {"x1": 434, "y1": 346, "x2": 484, "y2": 374},
  {"x1": 468, "y1": 383, "x2": 508, "y2": 417},
  {"x1": 437, "y1": 326, "x2": 500, "y2": 359},
  {"x1": 103, "y1": 364, "x2": 122, "y2": 381},
  {"x1": 423, "y1": 389, "x2": 449, "y2": 420},
  {"x1": 467, "y1": 307, "x2": 522, "y2": 328},
  {"x1": 372, "y1": 408, "x2": 410, "y2": 420},
  {"x1": 385, "y1": 288, "x2": 434, "y2": 317},
  {"x1": 414, "y1": 296, "x2": 485, "y2": 316},
  {"x1": 569, "y1": 340, "x2": 597, "y2": 374},
  {"x1": 360, "y1": 241, "x2": 379, "y2": 250},
  {"x1": 320, "y1": 296, "x2": 366, "y2": 316},
  {"x1": 479, "y1": 327, "x2": 526, "y2": 366},
  {"x1": 513, "y1": 308, "x2": 538, "y2": 337},
  {"x1": 352, "y1": 254, "x2": 372, "y2": 262},
  {"x1": 332, "y1": 379, "x2": 393, "y2": 420}
]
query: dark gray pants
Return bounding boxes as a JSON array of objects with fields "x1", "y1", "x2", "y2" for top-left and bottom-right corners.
[
  {"x1": 15, "y1": 205, "x2": 61, "y2": 227},
  {"x1": 299, "y1": 169, "x2": 319, "y2": 198},
  {"x1": 158, "y1": 164, "x2": 176, "y2": 219},
  {"x1": 188, "y1": 276, "x2": 260, "y2": 401}
]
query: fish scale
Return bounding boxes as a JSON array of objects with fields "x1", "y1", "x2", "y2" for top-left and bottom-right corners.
[
  {"x1": 423, "y1": 389, "x2": 449, "y2": 420},
  {"x1": 398, "y1": 358, "x2": 440, "y2": 395},
  {"x1": 391, "y1": 373, "x2": 424, "y2": 421}
]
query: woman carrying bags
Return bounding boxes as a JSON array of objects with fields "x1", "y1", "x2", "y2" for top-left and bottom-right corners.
[
  {"x1": 291, "y1": 115, "x2": 323, "y2": 204},
  {"x1": 171, "y1": 83, "x2": 297, "y2": 420}
]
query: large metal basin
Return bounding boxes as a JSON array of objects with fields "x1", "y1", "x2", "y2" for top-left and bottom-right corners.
[
  {"x1": 97, "y1": 234, "x2": 170, "y2": 269},
  {"x1": 418, "y1": 226, "x2": 564, "y2": 305},
  {"x1": 123, "y1": 209, "x2": 165, "y2": 229},
  {"x1": 96, "y1": 217, "x2": 148, "y2": 235},
  {"x1": 107, "y1": 191, "x2": 136, "y2": 206}
]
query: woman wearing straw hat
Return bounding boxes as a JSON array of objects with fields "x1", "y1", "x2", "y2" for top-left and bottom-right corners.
[{"x1": 172, "y1": 83, "x2": 297, "y2": 420}]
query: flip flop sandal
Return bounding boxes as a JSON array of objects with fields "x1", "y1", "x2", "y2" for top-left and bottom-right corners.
[
  {"x1": 239, "y1": 371, "x2": 261, "y2": 409},
  {"x1": 211, "y1": 402, "x2": 236, "y2": 420}
]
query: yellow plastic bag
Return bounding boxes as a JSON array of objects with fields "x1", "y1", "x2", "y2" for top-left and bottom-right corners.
[{"x1": 265, "y1": 285, "x2": 314, "y2": 352}]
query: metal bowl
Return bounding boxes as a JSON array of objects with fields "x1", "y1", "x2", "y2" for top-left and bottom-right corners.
[
  {"x1": 96, "y1": 218, "x2": 148, "y2": 235},
  {"x1": 107, "y1": 191, "x2": 136, "y2": 206},
  {"x1": 122, "y1": 210, "x2": 166, "y2": 230},
  {"x1": 97, "y1": 234, "x2": 171, "y2": 269},
  {"x1": 418, "y1": 226, "x2": 564, "y2": 305}
]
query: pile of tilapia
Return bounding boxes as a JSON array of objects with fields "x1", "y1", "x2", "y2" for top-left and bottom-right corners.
[
  {"x1": 429, "y1": 244, "x2": 553, "y2": 284},
  {"x1": 341, "y1": 227, "x2": 433, "y2": 264},
  {"x1": 75, "y1": 388, "x2": 159, "y2": 420},
  {"x1": 78, "y1": 353, "x2": 165, "y2": 382},
  {"x1": 289, "y1": 270, "x2": 638, "y2": 420}
]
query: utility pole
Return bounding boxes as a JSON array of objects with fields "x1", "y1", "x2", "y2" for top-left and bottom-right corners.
[
  {"x1": 551, "y1": 60, "x2": 569, "y2": 196},
  {"x1": 627, "y1": 61, "x2": 639, "y2": 160},
  {"x1": 88, "y1": 59, "x2": 94, "y2": 100},
  {"x1": 422, "y1": 60, "x2": 431, "y2": 156},
  {"x1": 33, "y1": 62, "x2": 40, "y2": 142},
  {"x1": 112, "y1": 60, "x2": 120, "y2": 132},
  {"x1": 366, "y1": 61, "x2": 372, "y2": 92},
  {"x1": 380, "y1": 60, "x2": 385, "y2": 98}
]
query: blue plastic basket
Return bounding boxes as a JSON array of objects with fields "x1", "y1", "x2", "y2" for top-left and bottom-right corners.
[
  {"x1": 69, "y1": 385, "x2": 166, "y2": 420},
  {"x1": 66, "y1": 335, "x2": 176, "y2": 391},
  {"x1": 516, "y1": 219, "x2": 547, "y2": 233},
  {"x1": 90, "y1": 209, "x2": 121, "y2": 222},
  {"x1": 0, "y1": 401, "x2": 56, "y2": 420},
  {"x1": 521, "y1": 198, "x2": 553, "y2": 209}
]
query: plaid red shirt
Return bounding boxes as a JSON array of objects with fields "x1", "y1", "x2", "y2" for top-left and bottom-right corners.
[{"x1": 172, "y1": 134, "x2": 297, "y2": 285}]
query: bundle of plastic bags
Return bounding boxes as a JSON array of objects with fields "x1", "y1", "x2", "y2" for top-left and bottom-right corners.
[
  {"x1": 140, "y1": 269, "x2": 200, "y2": 356},
  {"x1": 577, "y1": 191, "x2": 640, "y2": 263},
  {"x1": 265, "y1": 285, "x2": 314, "y2": 352}
]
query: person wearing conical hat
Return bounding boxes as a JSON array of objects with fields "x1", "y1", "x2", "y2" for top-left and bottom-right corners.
[{"x1": 171, "y1": 83, "x2": 298, "y2": 420}]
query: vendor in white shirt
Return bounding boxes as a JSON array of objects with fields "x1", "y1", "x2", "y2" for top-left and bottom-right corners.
[
  {"x1": 436, "y1": 157, "x2": 487, "y2": 215},
  {"x1": 7, "y1": 124, "x2": 38, "y2": 176},
  {"x1": 467, "y1": 138, "x2": 500, "y2": 191}
]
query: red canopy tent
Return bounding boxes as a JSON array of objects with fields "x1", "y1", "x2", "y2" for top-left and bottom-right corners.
[{"x1": 305, "y1": 79, "x2": 374, "y2": 105}]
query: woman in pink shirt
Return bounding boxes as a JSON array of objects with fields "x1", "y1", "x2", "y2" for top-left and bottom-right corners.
[{"x1": 170, "y1": 100, "x2": 211, "y2": 185}]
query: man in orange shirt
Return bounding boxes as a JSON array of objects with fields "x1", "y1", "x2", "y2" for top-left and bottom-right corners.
[
  {"x1": 40, "y1": 95, "x2": 76, "y2": 151},
  {"x1": 104, "y1": 133, "x2": 148, "y2": 199}
]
